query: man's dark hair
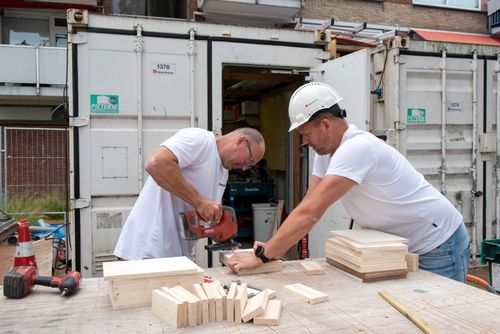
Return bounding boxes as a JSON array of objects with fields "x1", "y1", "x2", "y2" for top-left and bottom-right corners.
[{"x1": 309, "y1": 104, "x2": 347, "y2": 123}]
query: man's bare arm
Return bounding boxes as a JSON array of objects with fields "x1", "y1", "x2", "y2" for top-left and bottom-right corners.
[
  {"x1": 144, "y1": 146, "x2": 221, "y2": 221},
  {"x1": 263, "y1": 175, "x2": 356, "y2": 260}
]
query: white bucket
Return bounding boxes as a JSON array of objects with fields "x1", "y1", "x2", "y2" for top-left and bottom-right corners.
[{"x1": 251, "y1": 203, "x2": 276, "y2": 242}]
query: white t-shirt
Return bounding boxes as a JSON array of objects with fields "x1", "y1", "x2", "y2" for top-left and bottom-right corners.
[
  {"x1": 312, "y1": 125, "x2": 463, "y2": 254},
  {"x1": 114, "y1": 128, "x2": 228, "y2": 260}
]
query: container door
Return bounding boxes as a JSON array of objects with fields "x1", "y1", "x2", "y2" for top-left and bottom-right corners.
[
  {"x1": 398, "y1": 54, "x2": 488, "y2": 258},
  {"x1": 207, "y1": 40, "x2": 326, "y2": 264},
  {"x1": 485, "y1": 58, "x2": 500, "y2": 241},
  {"x1": 70, "y1": 31, "x2": 208, "y2": 277},
  {"x1": 306, "y1": 49, "x2": 371, "y2": 258}
]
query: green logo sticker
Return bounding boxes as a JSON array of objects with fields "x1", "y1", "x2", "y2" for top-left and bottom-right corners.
[
  {"x1": 407, "y1": 108, "x2": 426, "y2": 124},
  {"x1": 90, "y1": 94, "x2": 119, "y2": 114}
]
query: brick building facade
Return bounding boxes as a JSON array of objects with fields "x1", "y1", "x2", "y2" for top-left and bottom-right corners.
[{"x1": 303, "y1": 0, "x2": 488, "y2": 34}]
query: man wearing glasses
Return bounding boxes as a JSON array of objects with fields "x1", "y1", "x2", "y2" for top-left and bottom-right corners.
[{"x1": 114, "y1": 127, "x2": 265, "y2": 260}]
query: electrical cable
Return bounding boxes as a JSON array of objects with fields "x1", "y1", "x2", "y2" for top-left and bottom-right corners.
[{"x1": 371, "y1": 43, "x2": 388, "y2": 97}]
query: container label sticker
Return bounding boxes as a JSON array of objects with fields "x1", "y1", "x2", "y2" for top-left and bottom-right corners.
[
  {"x1": 151, "y1": 63, "x2": 176, "y2": 75},
  {"x1": 447, "y1": 101, "x2": 462, "y2": 112},
  {"x1": 407, "y1": 108, "x2": 426, "y2": 124},
  {"x1": 90, "y1": 94, "x2": 119, "y2": 114}
]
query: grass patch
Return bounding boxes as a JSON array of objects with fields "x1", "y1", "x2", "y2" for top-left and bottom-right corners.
[{"x1": 5, "y1": 192, "x2": 66, "y2": 222}]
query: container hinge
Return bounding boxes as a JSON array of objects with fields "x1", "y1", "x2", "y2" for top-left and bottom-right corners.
[
  {"x1": 68, "y1": 33, "x2": 87, "y2": 45},
  {"x1": 71, "y1": 198, "x2": 90, "y2": 209},
  {"x1": 69, "y1": 117, "x2": 89, "y2": 127}
]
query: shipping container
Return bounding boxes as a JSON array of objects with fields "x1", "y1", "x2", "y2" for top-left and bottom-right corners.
[{"x1": 67, "y1": 10, "x2": 500, "y2": 277}]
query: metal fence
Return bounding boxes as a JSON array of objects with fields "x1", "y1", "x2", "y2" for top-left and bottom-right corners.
[{"x1": 1, "y1": 126, "x2": 68, "y2": 217}]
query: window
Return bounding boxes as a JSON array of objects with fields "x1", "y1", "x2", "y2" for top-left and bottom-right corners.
[
  {"x1": 2, "y1": 17, "x2": 50, "y2": 46},
  {"x1": 413, "y1": 0, "x2": 480, "y2": 11},
  {"x1": 489, "y1": 10, "x2": 500, "y2": 29}
]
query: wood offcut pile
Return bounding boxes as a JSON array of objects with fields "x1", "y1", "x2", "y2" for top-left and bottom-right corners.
[
  {"x1": 152, "y1": 281, "x2": 283, "y2": 328},
  {"x1": 325, "y1": 229, "x2": 409, "y2": 282}
]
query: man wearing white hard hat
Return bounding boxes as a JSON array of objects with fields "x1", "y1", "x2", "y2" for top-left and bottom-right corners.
[{"x1": 227, "y1": 82, "x2": 471, "y2": 282}]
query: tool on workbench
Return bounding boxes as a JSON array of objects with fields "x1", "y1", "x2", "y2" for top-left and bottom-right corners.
[
  {"x1": 13, "y1": 219, "x2": 38, "y2": 269},
  {"x1": 179, "y1": 205, "x2": 241, "y2": 252},
  {"x1": 3, "y1": 266, "x2": 81, "y2": 299}
]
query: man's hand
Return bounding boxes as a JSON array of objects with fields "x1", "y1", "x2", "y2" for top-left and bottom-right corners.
[
  {"x1": 226, "y1": 251, "x2": 263, "y2": 274},
  {"x1": 195, "y1": 199, "x2": 222, "y2": 223}
]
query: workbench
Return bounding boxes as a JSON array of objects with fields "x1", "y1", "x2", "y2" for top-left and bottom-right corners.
[{"x1": 1, "y1": 259, "x2": 499, "y2": 333}]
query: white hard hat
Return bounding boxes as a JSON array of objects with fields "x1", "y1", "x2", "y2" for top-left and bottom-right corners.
[{"x1": 288, "y1": 82, "x2": 343, "y2": 132}]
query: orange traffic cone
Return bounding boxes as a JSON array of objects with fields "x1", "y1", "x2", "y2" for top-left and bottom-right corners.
[{"x1": 13, "y1": 219, "x2": 38, "y2": 268}]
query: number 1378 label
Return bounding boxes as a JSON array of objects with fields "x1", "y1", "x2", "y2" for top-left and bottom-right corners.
[{"x1": 151, "y1": 63, "x2": 176, "y2": 75}]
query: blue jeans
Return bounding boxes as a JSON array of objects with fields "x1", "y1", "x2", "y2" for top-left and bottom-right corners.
[{"x1": 419, "y1": 223, "x2": 471, "y2": 282}]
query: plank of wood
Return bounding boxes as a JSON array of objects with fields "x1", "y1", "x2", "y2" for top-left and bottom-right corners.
[
  {"x1": 241, "y1": 290, "x2": 269, "y2": 322},
  {"x1": 325, "y1": 252, "x2": 407, "y2": 273},
  {"x1": 330, "y1": 229, "x2": 408, "y2": 245},
  {"x1": 299, "y1": 260, "x2": 325, "y2": 275},
  {"x1": 406, "y1": 253, "x2": 419, "y2": 272},
  {"x1": 234, "y1": 282, "x2": 248, "y2": 323},
  {"x1": 325, "y1": 244, "x2": 407, "y2": 267},
  {"x1": 192, "y1": 283, "x2": 209, "y2": 323},
  {"x1": 379, "y1": 291, "x2": 438, "y2": 334},
  {"x1": 226, "y1": 282, "x2": 238, "y2": 322},
  {"x1": 151, "y1": 289, "x2": 185, "y2": 328},
  {"x1": 170, "y1": 285, "x2": 200, "y2": 326},
  {"x1": 283, "y1": 283, "x2": 328, "y2": 304},
  {"x1": 202, "y1": 282, "x2": 216, "y2": 322},
  {"x1": 327, "y1": 238, "x2": 408, "y2": 258},
  {"x1": 219, "y1": 249, "x2": 284, "y2": 275},
  {"x1": 209, "y1": 282, "x2": 224, "y2": 322},
  {"x1": 326, "y1": 257, "x2": 408, "y2": 282},
  {"x1": 254, "y1": 299, "x2": 282, "y2": 326},
  {"x1": 212, "y1": 281, "x2": 227, "y2": 321},
  {"x1": 103, "y1": 256, "x2": 202, "y2": 280}
]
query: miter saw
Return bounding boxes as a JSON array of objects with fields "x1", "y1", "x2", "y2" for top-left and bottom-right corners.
[{"x1": 179, "y1": 206, "x2": 241, "y2": 252}]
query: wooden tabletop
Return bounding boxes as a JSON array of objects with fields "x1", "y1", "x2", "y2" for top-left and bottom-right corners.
[{"x1": 1, "y1": 259, "x2": 499, "y2": 333}]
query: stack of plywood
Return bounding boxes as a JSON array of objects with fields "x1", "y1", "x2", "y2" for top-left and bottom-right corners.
[
  {"x1": 103, "y1": 256, "x2": 204, "y2": 309},
  {"x1": 325, "y1": 229, "x2": 408, "y2": 282},
  {"x1": 152, "y1": 280, "x2": 282, "y2": 328},
  {"x1": 219, "y1": 249, "x2": 284, "y2": 275}
]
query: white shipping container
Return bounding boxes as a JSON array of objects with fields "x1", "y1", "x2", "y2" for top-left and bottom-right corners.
[{"x1": 67, "y1": 10, "x2": 500, "y2": 277}]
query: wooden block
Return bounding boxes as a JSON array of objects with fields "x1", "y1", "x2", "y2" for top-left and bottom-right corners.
[
  {"x1": 193, "y1": 283, "x2": 209, "y2": 323},
  {"x1": 107, "y1": 270, "x2": 203, "y2": 310},
  {"x1": 254, "y1": 299, "x2": 282, "y2": 326},
  {"x1": 226, "y1": 282, "x2": 237, "y2": 322},
  {"x1": 151, "y1": 289, "x2": 185, "y2": 328},
  {"x1": 103, "y1": 256, "x2": 201, "y2": 280},
  {"x1": 234, "y1": 283, "x2": 248, "y2": 323},
  {"x1": 406, "y1": 253, "x2": 419, "y2": 272},
  {"x1": 241, "y1": 290, "x2": 269, "y2": 323},
  {"x1": 219, "y1": 249, "x2": 285, "y2": 275},
  {"x1": 212, "y1": 281, "x2": 227, "y2": 320},
  {"x1": 299, "y1": 260, "x2": 325, "y2": 275},
  {"x1": 209, "y1": 282, "x2": 224, "y2": 322},
  {"x1": 202, "y1": 282, "x2": 216, "y2": 322},
  {"x1": 283, "y1": 283, "x2": 329, "y2": 304},
  {"x1": 160, "y1": 287, "x2": 188, "y2": 327},
  {"x1": 170, "y1": 285, "x2": 200, "y2": 326}
]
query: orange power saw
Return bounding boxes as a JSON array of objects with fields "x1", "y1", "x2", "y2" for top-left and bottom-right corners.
[{"x1": 178, "y1": 206, "x2": 241, "y2": 252}]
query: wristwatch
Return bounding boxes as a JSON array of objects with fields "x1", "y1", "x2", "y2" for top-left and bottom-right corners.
[{"x1": 254, "y1": 246, "x2": 270, "y2": 263}]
